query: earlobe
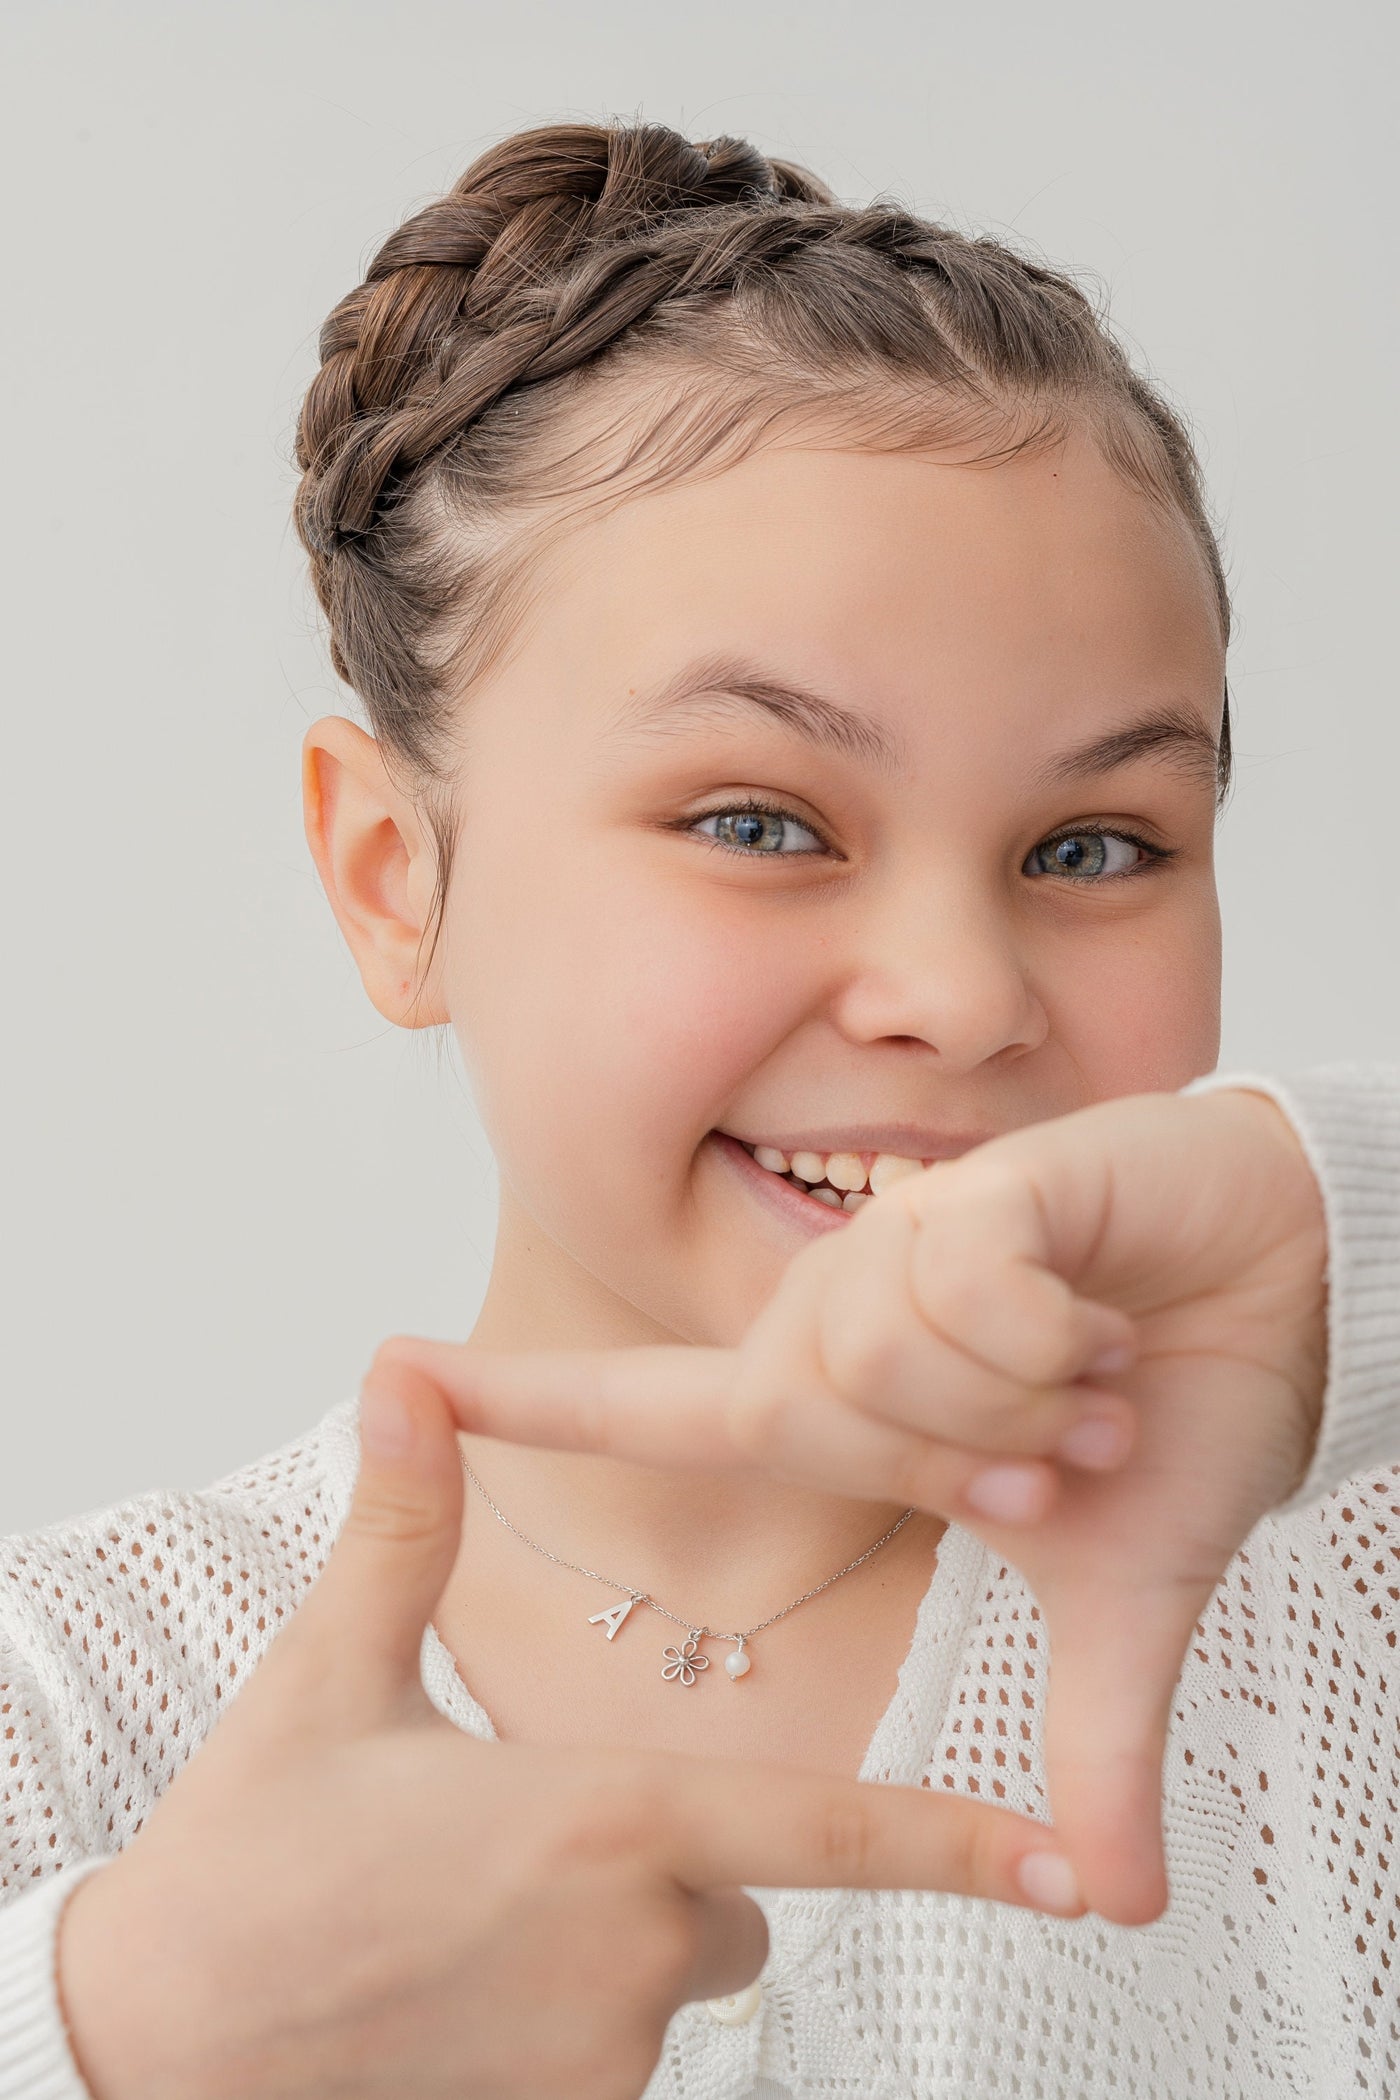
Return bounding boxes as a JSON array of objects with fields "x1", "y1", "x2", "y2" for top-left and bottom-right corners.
[{"x1": 299, "y1": 716, "x2": 449, "y2": 1030}]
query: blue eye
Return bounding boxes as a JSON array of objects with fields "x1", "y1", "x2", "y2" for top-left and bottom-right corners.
[
  {"x1": 691, "y1": 800, "x2": 825, "y2": 856},
  {"x1": 1025, "y1": 830, "x2": 1152, "y2": 880}
]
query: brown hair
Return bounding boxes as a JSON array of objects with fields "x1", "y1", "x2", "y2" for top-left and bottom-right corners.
[{"x1": 293, "y1": 119, "x2": 1233, "y2": 1010}]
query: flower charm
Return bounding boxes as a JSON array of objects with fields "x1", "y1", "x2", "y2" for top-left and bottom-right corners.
[{"x1": 661, "y1": 1636, "x2": 710, "y2": 1687}]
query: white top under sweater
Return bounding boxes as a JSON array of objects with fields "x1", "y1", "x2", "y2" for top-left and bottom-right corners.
[{"x1": 2, "y1": 1065, "x2": 1399, "y2": 2100}]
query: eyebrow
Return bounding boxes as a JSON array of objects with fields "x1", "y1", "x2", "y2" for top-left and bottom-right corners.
[
  {"x1": 1034, "y1": 705, "x2": 1222, "y2": 790},
  {"x1": 607, "y1": 650, "x2": 1221, "y2": 790},
  {"x1": 607, "y1": 652, "x2": 904, "y2": 776}
]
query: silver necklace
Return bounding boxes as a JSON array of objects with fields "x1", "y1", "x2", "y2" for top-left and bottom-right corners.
[{"x1": 459, "y1": 1452, "x2": 918, "y2": 1687}]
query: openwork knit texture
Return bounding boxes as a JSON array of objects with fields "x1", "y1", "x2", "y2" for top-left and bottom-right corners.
[{"x1": 3, "y1": 1064, "x2": 1399, "y2": 2100}]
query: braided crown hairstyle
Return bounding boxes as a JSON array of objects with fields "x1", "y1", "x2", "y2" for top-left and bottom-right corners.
[{"x1": 294, "y1": 119, "x2": 1232, "y2": 997}]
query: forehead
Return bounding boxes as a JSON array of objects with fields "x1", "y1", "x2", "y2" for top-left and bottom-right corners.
[{"x1": 494, "y1": 428, "x2": 1225, "y2": 768}]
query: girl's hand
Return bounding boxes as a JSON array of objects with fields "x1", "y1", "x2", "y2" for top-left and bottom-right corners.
[
  {"x1": 56, "y1": 1374, "x2": 1090, "y2": 2100},
  {"x1": 380, "y1": 1088, "x2": 1329, "y2": 1928}
]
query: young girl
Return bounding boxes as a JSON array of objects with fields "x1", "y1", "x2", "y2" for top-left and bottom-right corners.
[{"x1": 2, "y1": 118, "x2": 1397, "y2": 2100}]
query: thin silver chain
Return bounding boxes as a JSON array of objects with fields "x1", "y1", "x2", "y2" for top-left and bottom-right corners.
[{"x1": 460, "y1": 1454, "x2": 918, "y2": 1643}]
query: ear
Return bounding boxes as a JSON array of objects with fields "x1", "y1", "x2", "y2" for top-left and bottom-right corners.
[{"x1": 301, "y1": 716, "x2": 450, "y2": 1029}]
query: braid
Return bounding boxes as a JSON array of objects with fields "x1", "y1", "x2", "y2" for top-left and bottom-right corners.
[
  {"x1": 296, "y1": 124, "x2": 829, "y2": 556},
  {"x1": 298, "y1": 182, "x2": 1104, "y2": 563},
  {"x1": 292, "y1": 117, "x2": 1233, "y2": 982}
]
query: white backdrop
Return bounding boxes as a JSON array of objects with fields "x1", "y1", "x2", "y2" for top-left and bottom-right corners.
[{"x1": 3, "y1": 0, "x2": 1395, "y2": 1533}]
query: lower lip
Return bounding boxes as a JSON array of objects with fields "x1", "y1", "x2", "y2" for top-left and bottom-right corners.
[{"x1": 708, "y1": 1129, "x2": 854, "y2": 1237}]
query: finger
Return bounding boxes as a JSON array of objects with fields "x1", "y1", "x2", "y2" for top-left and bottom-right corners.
[
  {"x1": 818, "y1": 1198, "x2": 1138, "y2": 1469},
  {"x1": 1034, "y1": 1564, "x2": 1195, "y2": 1927},
  {"x1": 747, "y1": 1378, "x2": 1063, "y2": 1527},
  {"x1": 902, "y1": 1169, "x2": 1139, "y2": 1390},
  {"x1": 677, "y1": 1886, "x2": 770, "y2": 2006},
  {"x1": 374, "y1": 1335, "x2": 744, "y2": 1472},
  {"x1": 276, "y1": 1361, "x2": 464, "y2": 1727},
  {"x1": 930, "y1": 1090, "x2": 1313, "y2": 1318},
  {"x1": 1030, "y1": 1352, "x2": 1268, "y2": 1926},
  {"x1": 656, "y1": 1754, "x2": 1088, "y2": 1919},
  {"x1": 373, "y1": 1334, "x2": 1061, "y2": 1523}
]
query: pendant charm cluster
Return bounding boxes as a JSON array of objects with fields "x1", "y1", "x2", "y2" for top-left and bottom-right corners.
[
  {"x1": 459, "y1": 1449, "x2": 915, "y2": 1692},
  {"x1": 655, "y1": 1630, "x2": 750, "y2": 1686},
  {"x1": 589, "y1": 1598, "x2": 754, "y2": 1686}
]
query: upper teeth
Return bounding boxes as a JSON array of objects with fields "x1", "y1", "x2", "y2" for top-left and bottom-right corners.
[{"x1": 750, "y1": 1145, "x2": 930, "y2": 1196}]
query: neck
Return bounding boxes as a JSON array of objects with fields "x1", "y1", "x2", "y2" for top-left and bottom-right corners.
[{"x1": 457, "y1": 1208, "x2": 937, "y2": 1627}]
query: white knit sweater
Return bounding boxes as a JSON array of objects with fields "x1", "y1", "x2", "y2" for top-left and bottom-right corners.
[{"x1": 3, "y1": 1066, "x2": 1399, "y2": 2100}]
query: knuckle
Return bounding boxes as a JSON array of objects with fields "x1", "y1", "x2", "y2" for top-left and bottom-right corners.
[
  {"x1": 953, "y1": 1154, "x2": 1026, "y2": 1213},
  {"x1": 905, "y1": 1155, "x2": 997, "y2": 1228},
  {"x1": 552, "y1": 1768, "x2": 667, "y2": 1869},
  {"x1": 344, "y1": 1487, "x2": 438, "y2": 1547},
  {"x1": 915, "y1": 1256, "x2": 983, "y2": 1335},
  {"x1": 723, "y1": 1368, "x2": 793, "y2": 1460},
  {"x1": 803, "y1": 1797, "x2": 877, "y2": 1885},
  {"x1": 562, "y1": 1384, "x2": 611, "y2": 1456},
  {"x1": 948, "y1": 1806, "x2": 989, "y2": 1896},
  {"x1": 975, "y1": 1808, "x2": 1022, "y2": 1901},
  {"x1": 883, "y1": 1437, "x2": 945, "y2": 1510},
  {"x1": 818, "y1": 1315, "x2": 904, "y2": 1407},
  {"x1": 920, "y1": 1262, "x2": 1074, "y2": 1393}
]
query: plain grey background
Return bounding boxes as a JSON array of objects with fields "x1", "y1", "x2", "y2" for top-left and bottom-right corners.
[{"x1": 3, "y1": 1, "x2": 1395, "y2": 1535}]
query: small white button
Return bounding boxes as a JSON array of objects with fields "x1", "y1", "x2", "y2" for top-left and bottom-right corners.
[{"x1": 704, "y1": 1979, "x2": 764, "y2": 2026}]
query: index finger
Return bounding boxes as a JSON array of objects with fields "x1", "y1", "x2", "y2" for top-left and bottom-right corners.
[
  {"x1": 652, "y1": 1750, "x2": 1088, "y2": 1919},
  {"x1": 374, "y1": 1335, "x2": 745, "y2": 1470}
]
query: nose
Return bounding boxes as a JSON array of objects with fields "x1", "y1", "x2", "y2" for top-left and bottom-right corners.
[{"x1": 828, "y1": 880, "x2": 1048, "y2": 1071}]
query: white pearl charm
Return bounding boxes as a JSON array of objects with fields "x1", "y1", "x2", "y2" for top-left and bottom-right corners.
[{"x1": 725, "y1": 1647, "x2": 751, "y2": 1679}]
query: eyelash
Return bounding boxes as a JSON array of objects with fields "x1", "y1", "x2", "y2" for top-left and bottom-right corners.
[
  {"x1": 687, "y1": 796, "x2": 819, "y2": 853},
  {"x1": 686, "y1": 795, "x2": 1177, "y2": 881}
]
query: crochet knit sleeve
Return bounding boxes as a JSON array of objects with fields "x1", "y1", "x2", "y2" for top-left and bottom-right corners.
[
  {"x1": 0, "y1": 1623, "x2": 112, "y2": 2099},
  {"x1": 0, "y1": 1403, "x2": 355, "y2": 2100},
  {"x1": 1182, "y1": 1062, "x2": 1400, "y2": 1514}
]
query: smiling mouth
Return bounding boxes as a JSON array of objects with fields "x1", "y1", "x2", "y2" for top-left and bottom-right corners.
[{"x1": 718, "y1": 1133, "x2": 939, "y2": 1214}]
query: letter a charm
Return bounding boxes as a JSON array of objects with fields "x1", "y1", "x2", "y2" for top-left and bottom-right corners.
[{"x1": 588, "y1": 1597, "x2": 637, "y2": 1641}]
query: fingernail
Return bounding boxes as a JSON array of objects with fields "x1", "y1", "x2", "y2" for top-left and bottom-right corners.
[
  {"x1": 1089, "y1": 1342, "x2": 1135, "y2": 1375},
  {"x1": 964, "y1": 1463, "x2": 1047, "y2": 1522},
  {"x1": 1057, "y1": 1409, "x2": 1133, "y2": 1469},
  {"x1": 1017, "y1": 1850, "x2": 1083, "y2": 1914}
]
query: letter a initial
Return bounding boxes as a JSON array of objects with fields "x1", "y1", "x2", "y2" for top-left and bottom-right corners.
[{"x1": 588, "y1": 1597, "x2": 636, "y2": 1640}]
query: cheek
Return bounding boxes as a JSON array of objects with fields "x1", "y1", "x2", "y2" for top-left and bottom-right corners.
[
  {"x1": 443, "y1": 836, "x2": 798, "y2": 1173},
  {"x1": 561, "y1": 909, "x2": 798, "y2": 1155},
  {"x1": 1048, "y1": 894, "x2": 1223, "y2": 1092}
]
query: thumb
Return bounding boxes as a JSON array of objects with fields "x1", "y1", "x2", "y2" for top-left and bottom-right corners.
[
  {"x1": 298, "y1": 1361, "x2": 466, "y2": 1725},
  {"x1": 1038, "y1": 1571, "x2": 1199, "y2": 1927}
]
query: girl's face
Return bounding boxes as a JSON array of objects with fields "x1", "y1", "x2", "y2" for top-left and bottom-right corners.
[{"x1": 327, "y1": 428, "x2": 1225, "y2": 1351}]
